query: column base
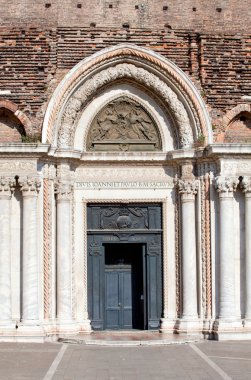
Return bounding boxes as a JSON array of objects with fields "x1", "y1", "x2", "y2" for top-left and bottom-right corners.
[
  {"x1": 159, "y1": 317, "x2": 176, "y2": 333},
  {"x1": 175, "y1": 318, "x2": 203, "y2": 336},
  {"x1": 78, "y1": 319, "x2": 92, "y2": 334},
  {"x1": 213, "y1": 318, "x2": 245, "y2": 340}
]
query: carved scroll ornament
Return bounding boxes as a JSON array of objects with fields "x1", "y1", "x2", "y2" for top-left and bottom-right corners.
[
  {"x1": 57, "y1": 63, "x2": 193, "y2": 149},
  {"x1": 87, "y1": 97, "x2": 161, "y2": 151}
]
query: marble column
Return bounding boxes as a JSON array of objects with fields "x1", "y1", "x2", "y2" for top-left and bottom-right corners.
[
  {"x1": 241, "y1": 177, "x2": 251, "y2": 320},
  {"x1": 215, "y1": 176, "x2": 239, "y2": 320},
  {"x1": 54, "y1": 181, "x2": 73, "y2": 321},
  {"x1": 19, "y1": 176, "x2": 41, "y2": 322},
  {"x1": 178, "y1": 179, "x2": 199, "y2": 320},
  {"x1": 0, "y1": 177, "x2": 15, "y2": 322}
]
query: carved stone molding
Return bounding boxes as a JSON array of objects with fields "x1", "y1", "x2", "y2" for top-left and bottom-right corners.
[
  {"x1": 177, "y1": 179, "x2": 199, "y2": 198},
  {"x1": 0, "y1": 161, "x2": 36, "y2": 173},
  {"x1": 0, "y1": 176, "x2": 16, "y2": 198},
  {"x1": 54, "y1": 180, "x2": 73, "y2": 201},
  {"x1": 240, "y1": 176, "x2": 251, "y2": 193},
  {"x1": 18, "y1": 176, "x2": 41, "y2": 196},
  {"x1": 215, "y1": 176, "x2": 239, "y2": 197},
  {"x1": 57, "y1": 63, "x2": 193, "y2": 149}
]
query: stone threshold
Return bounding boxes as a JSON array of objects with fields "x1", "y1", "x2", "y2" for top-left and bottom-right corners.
[{"x1": 58, "y1": 331, "x2": 202, "y2": 346}]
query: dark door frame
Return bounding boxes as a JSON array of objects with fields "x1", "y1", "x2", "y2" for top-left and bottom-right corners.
[{"x1": 87, "y1": 203, "x2": 162, "y2": 331}]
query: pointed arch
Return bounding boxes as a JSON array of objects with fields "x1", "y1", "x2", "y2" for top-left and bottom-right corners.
[{"x1": 42, "y1": 44, "x2": 212, "y2": 150}]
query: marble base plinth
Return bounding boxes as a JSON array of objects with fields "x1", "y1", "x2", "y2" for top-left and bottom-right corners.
[
  {"x1": 213, "y1": 318, "x2": 245, "y2": 340},
  {"x1": 175, "y1": 318, "x2": 203, "y2": 335},
  {"x1": 0, "y1": 324, "x2": 45, "y2": 342},
  {"x1": 159, "y1": 318, "x2": 176, "y2": 333}
]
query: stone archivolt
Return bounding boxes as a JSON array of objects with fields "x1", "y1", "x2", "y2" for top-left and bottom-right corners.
[
  {"x1": 43, "y1": 45, "x2": 212, "y2": 148},
  {"x1": 58, "y1": 63, "x2": 193, "y2": 150},
  {"x1": 86, "y1": 97, "x2": 161, "y2": 152}
]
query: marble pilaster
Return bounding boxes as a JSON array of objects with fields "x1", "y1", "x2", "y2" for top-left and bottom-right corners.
[
  {"x1": 178, "y1": 179, "x2": 199, "y2": 322},
  {"x1": 0, "y1": 177, "x2": 15, "y2": 322},
  {"x1": 19, "y1": 176, "x2": 41, "y2": 322},
  {"x1": 54, "y1": 180, "x2": 73, "y2": 322},
  {"x1": 215, "y1": 176, "x2": 239, "y2": 321},
  {"x1": 241, "y1": 177, "x2": 251, "y2": 320}
]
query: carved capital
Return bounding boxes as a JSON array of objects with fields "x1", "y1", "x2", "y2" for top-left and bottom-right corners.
[
  {"x1": 177, "y1": 179, "x2": 199, "y2": 197},
  {"x1": 18, "y1": 176, "x2": 41, "y2": 196},
  {"x1": 215, "y1": 176, "x2": 239, "y2": 196},
  {"x1": 54, "y1": 180, "x2": 73, "y2": 201},
  {"x1": 0, "y1": 176, "x2": 16, "y2": 198},
  {"x1": 240, "y1": 176, "x2": 251, "y2": 194}
]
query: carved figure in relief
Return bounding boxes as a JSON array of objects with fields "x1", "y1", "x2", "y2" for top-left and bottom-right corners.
[{"x1": 86, "y1": 96, "x2": 161, "y2": 151}]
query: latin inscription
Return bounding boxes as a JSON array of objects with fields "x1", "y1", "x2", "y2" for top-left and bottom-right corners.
[{"x1": 75, "y1": 181, "x2": 172, "y2": 189}]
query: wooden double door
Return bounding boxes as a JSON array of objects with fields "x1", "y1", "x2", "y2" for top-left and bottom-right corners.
[{"x1": 105, "y1": 244, "x2": 144, "y2": 330}]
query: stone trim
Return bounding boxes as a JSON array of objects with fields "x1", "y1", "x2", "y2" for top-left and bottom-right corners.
[{"x1": 43, "y1": 44, "x2": 212, "y2": 148}]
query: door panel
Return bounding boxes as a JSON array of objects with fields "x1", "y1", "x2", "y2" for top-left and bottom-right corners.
[
  {"x1": 105, "y1": 269, "x2": 133, "y2": 329},
  {"x1": 105, "y1": 271, "x2": 120, "y2": 329},
  {"x1": 121, "y1": 271, "x2": 132, "y2": 329}
]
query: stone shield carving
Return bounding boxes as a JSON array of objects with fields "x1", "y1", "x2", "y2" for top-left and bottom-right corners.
[{"x1": 86, "y1": 97, "x2": 161, "y2": 152}]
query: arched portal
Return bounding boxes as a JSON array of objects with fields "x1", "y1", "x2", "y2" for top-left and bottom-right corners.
[{"x1": 41, "y1": 44, "x2": 213, "y2": 335}]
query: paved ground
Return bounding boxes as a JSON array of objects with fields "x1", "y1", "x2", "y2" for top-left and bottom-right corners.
[{"x1": 1, "y1": 340, "x2": 251, "y2": 380}]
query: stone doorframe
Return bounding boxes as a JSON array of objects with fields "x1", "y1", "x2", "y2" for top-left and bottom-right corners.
[{"x1": 79, "y1": 197, "x2": 172, "y2": 332}]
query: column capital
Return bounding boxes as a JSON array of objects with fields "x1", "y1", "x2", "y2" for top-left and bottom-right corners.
[
  {"x1": 0, "y1": 176, "x2": 16, "y2": 198},
  {"x1": 240, "y1": 176, "x2": 251, "y2": 194},
  {"x1": 54, "y1": 180, "x2": 73, "y2": 201},
  {"x1": 18, "y1": 176, "x2": 41, "y2": 196},
  {"x1": 177, "y1": 179, "x2": 199, "y2": 200},
  {"x1": 215, "y1": 176, "x2": 239, "y2": 197}
]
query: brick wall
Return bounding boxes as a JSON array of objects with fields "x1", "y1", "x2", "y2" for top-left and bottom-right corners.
[
  {"x1": 0, "y1": 25, "x2": 250, "y2": 139},
  {"x1": 0, "y1": 1, "x2": 250, "y2": 33}
]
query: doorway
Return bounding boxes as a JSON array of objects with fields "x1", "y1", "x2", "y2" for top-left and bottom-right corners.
[{"x1": 104, "y1": 244, "x2": 144, "y2": 330}]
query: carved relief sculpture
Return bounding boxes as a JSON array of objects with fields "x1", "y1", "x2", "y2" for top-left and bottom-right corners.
[{"x1": 86, "y1": 97, "x2": 161, "y2": 151}]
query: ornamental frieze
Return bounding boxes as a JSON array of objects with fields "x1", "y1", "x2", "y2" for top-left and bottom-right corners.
[{"x1": 87, "y1": 204, "x2": 162, "y2": 230}]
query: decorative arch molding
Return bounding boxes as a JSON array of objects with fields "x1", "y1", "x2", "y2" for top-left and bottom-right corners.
[
  {"x1": 42, "y1": 44, "x2": 212, "y2": 150},
  {"x1": 76, "y1": 84, "x2": 176, "y2": 152},
  {"x1": 0, "y1": 98, "x2": 31, "y2": 132},
  {"x1": 220, "y1": 103, "x2": 251, "y2": 130}
]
